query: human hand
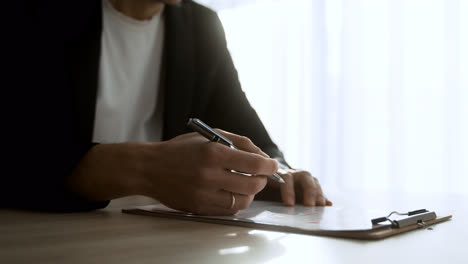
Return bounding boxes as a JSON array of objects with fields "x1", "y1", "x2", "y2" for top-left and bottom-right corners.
[
  {"x1": 67, "y1": 131, "x2": 277, "y2": 215},
  {"x1": 266, "y1": 167, "x2": 332, "y2": 207},
  {"x1": 139, "y1": 130, "x2": 278, "y2": 215}
]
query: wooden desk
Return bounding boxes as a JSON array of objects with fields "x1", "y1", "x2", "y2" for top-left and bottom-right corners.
[{"x1": 1, "y1": 191, "x2": 466, "y2": 264}]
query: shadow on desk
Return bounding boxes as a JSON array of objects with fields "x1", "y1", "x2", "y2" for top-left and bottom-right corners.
[{"x1": 0, "y1": 195, "x2": 286, "y2": 264}]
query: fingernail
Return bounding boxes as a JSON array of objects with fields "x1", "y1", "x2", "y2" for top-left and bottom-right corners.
[{"x1": 285, "y1": 195, "x2": 295, "y2": 206}]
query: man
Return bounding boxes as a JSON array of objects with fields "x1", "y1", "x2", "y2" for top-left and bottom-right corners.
[{"x1": 1, "y1": 0, "x2": 331, "y2": 215}]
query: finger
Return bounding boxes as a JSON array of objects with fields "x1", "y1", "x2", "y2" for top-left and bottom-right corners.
[
  {"x1": 215, "y1": 129, "x2": 270, "y2": 158},
  {"x1": 208, "y1": 190, "x2": 250, "y2": 210},
  {"x1": 191, "y1": 205, "x2": 238, "y2": 216},
  {"x1": 301, "y1": 175, "x2": 333, "y2": 206},
  {"x1": 216, "y1": 191, "x2": 254, "y2": 211},
  {"x1": 213, "y1": 170, "x2": 267, "y2": 196},
  {"x1": 194, "y1": 190, "x2": 253, "y2": 215},
  {"x1": 220, "y1": 147, "x2": 278, "y2": 176},
  {"x1": 313, "y1": 178, "x2": 328, "y2": 206},
  {"x1": 300, "y1": 174, "x2": 325, "y2": 206},
  {"x1": 297, "y1": 172, "x2": 316, "y2": 206},
  {"x1": 279, "y1": 173, "x2": 295, "y2": 206}
]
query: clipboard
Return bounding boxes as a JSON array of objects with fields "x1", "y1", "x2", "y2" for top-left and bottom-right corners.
[{"x1": 122, "y1": 201, "x2": 452, "y2": 240}]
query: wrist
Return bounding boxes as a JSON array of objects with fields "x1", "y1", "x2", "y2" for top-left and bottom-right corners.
[
  {"x1": 67, "y1": 142, "x2": 152, "y2": 201},
  {"x1": 116, "y1": 142, "x2": 161, "y2": 197}
]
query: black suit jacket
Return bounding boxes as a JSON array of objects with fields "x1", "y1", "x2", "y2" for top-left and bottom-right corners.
[{"x1": 1, "y1": 0, "x2": 288, "y2": 211}]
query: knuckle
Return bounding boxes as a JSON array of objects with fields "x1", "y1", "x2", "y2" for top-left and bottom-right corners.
[
  {"x1": 245, "y1": 181, "x2": 258, "y2": 194},
  {"x1": 246, "y1": 178, "x2": 266, "y2": 194},
  {"x1": 240, "y1": 136, "x2": 253, "y2": 146},
  {"x1": 249, "y1": 159, "x2": 263, "y2": 173},
  {"x1": 201, "y1": 144, "x2": 223, "y2": 163},
  {"x1": 307, "y1": 175, "x2": 318, "y2": 185},
  {"x1": 196, "y1": 168, "x2": 212, "y2": 184},
  {"x1": 281, "y1": 173, "x2": 294, "y2": 182}
]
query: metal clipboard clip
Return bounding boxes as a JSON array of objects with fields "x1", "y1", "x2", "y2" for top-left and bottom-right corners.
[{"x1": 371, "y1": 209, "x2": 437, "y2": 229}]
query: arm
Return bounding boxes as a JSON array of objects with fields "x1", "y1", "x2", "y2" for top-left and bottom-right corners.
[
  {"x1": 66, "y1": 131, "x2": 278, "y2": 215},
  {"x1": 1, "y1": 141, "x2": 109, "y2": 212},
  {"x1": 2, "y1": 125, "x2": 278, "y2": 215}
]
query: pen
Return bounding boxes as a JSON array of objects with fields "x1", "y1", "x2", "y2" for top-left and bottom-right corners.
[{"x1": 187, "y1": 118, "x2": 285, "y2": 184}]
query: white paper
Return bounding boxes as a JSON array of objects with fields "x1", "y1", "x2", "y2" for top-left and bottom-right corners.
[{"x1": 133, "y1": 201, "x2": 389, "y2": 231}]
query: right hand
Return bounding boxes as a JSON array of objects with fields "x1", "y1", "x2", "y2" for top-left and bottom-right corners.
[
  {"x1": 68, "y1": 130, "x2": 278, "y2": 216},
  {"x1": 139, "y1": 130, "x2": 278, "y2": 215}
]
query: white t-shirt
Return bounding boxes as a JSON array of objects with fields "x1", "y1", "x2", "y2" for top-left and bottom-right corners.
[{"x1": 93, "y1": 0, "x2": 165, "y2": 143}]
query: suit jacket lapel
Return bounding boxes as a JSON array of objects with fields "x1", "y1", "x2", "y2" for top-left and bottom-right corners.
[{"x1": 162, "y1": 3, "x2": 195, "y2": 140}]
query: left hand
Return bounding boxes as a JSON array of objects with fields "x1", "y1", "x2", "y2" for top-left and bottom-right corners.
[{"x1": 268, "y1": 168, "x2": 333, "y2": 206}]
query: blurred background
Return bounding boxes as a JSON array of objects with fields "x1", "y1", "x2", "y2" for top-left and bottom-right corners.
[{"x1": 195, "y1": 0, "x2": 467, "y2": 195}]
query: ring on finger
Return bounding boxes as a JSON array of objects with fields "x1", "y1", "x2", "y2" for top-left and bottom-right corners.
[{"x1": 228, "y1": 192, "x2": 236, "y2": 209}]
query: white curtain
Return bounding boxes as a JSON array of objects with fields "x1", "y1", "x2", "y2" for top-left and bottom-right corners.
[{"x1": 196, "y1": 0, "x2": 468, "y2": 195}]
